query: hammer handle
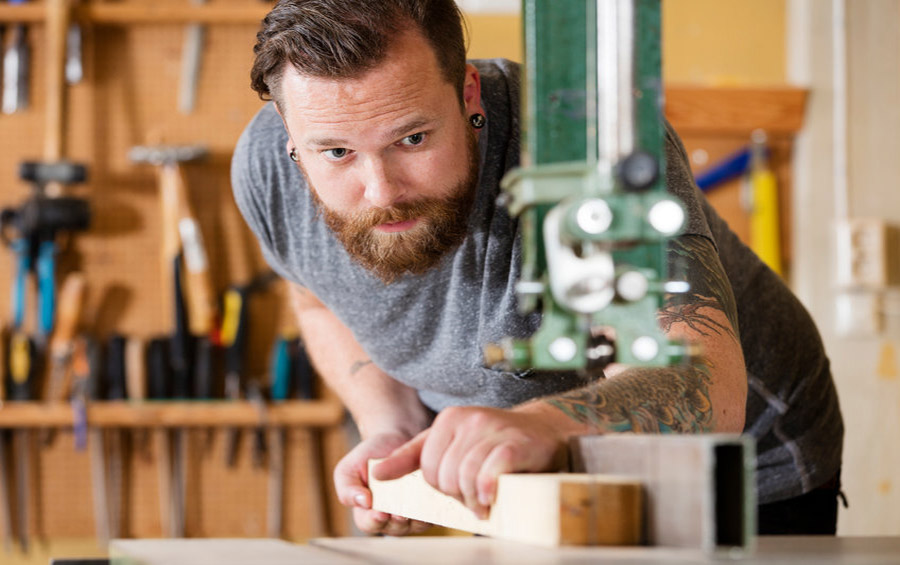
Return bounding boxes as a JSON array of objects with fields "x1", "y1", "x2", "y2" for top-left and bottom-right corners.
[{"x1": 159, "y1": 163, "x2": 216, "y2": 336}]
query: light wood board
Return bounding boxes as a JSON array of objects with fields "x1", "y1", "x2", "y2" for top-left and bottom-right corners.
[{"x1": 368, "y1": 460, "x2": 643, "y2": 547}]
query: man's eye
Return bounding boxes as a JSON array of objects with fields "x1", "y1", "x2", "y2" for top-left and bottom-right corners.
[
  {"x1": 401, "y1": 133, "x2": 426, "y2": 146},
  {"x1": 324, "y1": 148, "x2": 349, "y2": 160}
]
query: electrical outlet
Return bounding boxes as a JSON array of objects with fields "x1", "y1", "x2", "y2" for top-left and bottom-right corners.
[{"x1": 835, "y1": 218, "x2": 897, "y2": 289}]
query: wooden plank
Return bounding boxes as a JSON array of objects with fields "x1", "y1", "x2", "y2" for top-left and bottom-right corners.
[
  {"x1": 665, "y1": 87, "x2": 808, "y2": 135},
  {"x1": 0, "y1": 400, "x2": 344, "y2": 428},
  {"x1": 108, "y1": 538, "x2": 367, "y2": 565},
  {"x1": 368, "y1": 461, "x2": 643, "y2": 547},
  {"x1": 571, "y1": 434, "x2": 755, "y2": 551}
]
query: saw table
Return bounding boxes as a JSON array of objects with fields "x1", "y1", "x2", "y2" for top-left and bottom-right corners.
[{"x1": 49, "y1": 536, "x2": 900, "y2": 565}]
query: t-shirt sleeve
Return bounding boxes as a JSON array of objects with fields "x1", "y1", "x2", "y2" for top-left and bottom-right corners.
[
  {"x1": 230, "y1": 105, "x2": 308, "y2": 287},
  {"x1": 663, "y1": 120, "x2": 715, "y2": 246}
]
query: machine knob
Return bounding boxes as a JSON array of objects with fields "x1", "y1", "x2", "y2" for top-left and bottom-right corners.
[{"x1": 618, "y1": 151, "x2": 659, "y2": 192}]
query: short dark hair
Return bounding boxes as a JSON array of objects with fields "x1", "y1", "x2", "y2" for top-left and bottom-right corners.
[{"x1": 251, "y1": 0, "x2": 468, "y2": 109}]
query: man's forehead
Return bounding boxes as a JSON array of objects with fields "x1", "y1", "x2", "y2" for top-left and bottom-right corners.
[{"x1": 279, "y1": 29, "x2": 456, "y2": 126}]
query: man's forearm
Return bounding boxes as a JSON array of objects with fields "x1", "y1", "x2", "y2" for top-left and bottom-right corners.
[
  {"x1": 289, "y1": 284, "x2": 432, "y2": 439},
  {"x1": 537, "y1": 361, "x2": 716, "y2": 434}
]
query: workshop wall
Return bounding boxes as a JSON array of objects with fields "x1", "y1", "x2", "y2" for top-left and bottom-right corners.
[
  {"x1": 789, "y1": 0, "x2": 900, "y2": 536},
  {"x1": 0, "y1": 1, "x2": 349, "y2": 560}
]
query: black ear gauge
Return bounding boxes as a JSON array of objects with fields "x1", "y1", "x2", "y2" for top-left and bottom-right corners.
[
  {"x1": 289, "y1": 148, "x2": 299, "y2": 162},
  {"x1": 469, "y1": 113, "x2": 486, "y2": 129}
]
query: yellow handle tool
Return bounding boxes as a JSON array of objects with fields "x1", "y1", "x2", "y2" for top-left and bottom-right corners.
[{"x1": 749, "y1": 130, "x2": 782, "y2": 276}]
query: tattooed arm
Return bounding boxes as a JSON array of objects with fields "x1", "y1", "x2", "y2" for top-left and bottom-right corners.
[
  {"x1": 525, "y1": 234, "x2": 747, "y2": 434},
  {"x1": 288, "y1": 283, "x2": 433, "y2": 535},
  {"x1": 375, "y1": 235, "x2": 747, "y2": 518}
]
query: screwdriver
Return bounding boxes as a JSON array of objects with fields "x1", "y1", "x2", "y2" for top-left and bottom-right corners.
[{"x1": 9, "y1": 332, "x2": 34, "y2": 552}]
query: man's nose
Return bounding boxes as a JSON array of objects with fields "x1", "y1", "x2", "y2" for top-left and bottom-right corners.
[{"x1": 361, "y1": 157, "x2": 403, "y2": 209}]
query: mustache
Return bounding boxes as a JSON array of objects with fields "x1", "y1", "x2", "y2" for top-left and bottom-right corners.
[{"x1": 341, "y1": 199, "x2": 449, "y2": 231}]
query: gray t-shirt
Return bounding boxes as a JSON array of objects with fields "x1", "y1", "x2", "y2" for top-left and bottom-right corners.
[{"x1": 232, "y1": 59, "x2": 843, "y2": 504}]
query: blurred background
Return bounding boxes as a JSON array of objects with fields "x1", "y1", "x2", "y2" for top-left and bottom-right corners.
[{"x1": 0, "y1": 1, "x2": 897, "y2": 562}]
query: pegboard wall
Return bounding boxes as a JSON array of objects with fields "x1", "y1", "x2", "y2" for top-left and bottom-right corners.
[{"x1": 0, "y1": 0, "x2": 350, "y2": 544}]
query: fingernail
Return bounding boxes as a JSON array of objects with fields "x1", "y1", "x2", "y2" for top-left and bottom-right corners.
[
  {"x1": 355, "y1": 494, "x2": 368, "y2": 508},
  {"x1": 392, "y1": 515, "x2": 409, "y2": 523}
]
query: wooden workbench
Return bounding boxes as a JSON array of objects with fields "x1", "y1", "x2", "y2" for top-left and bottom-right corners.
[{"x1": 94, "y1": 536, "x2": 900, "y2": 565}]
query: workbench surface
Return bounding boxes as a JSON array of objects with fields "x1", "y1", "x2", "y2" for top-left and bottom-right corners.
[{"x1": 100, "y1": 536, "x2": 900, "y2": 565}]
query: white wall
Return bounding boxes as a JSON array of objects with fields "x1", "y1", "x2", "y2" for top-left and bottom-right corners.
[{"x1": 789, "y1": 0, "x2": 900, "y2": 535}]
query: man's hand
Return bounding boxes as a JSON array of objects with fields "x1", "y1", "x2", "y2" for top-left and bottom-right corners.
[
  {"x1": 372, "y1": 407, "x2": 569, "y2": 519},
  {"x1": 334, "y1": 432, "x2": 432, "y2": 535}
]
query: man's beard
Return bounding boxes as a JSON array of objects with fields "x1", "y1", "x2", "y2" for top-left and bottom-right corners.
[{"x1": 309, "y1": 130, "x2": 480, "y2": 284}]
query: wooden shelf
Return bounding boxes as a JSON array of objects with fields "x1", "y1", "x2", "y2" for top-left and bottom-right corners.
[
  {"x1": 665, "y1": 86, "x2": 809, "y2": 135},
  {"x1": 0, "y1": 399, "x2": 345, "y2": 428},
  {"x1": 0, "y1": 2, "x2": 270, "y2": 25}
]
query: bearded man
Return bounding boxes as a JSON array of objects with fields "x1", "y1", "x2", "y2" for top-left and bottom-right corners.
[{"x1": 232, "y1": 0, "x2": 844, "y2": 536}]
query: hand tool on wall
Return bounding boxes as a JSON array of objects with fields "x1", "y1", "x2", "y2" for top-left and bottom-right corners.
[
  {"x1": 169, "y1": 258, "x2": 188, "y2": 538},
  {"x1": 71, "y1": 336, "x2": 111, "y2": 547},
  {"x1": 220, "y1": 271, "x2": 277, "y2": 467},
  {"x1": 221, "y1": 286, "x2": 248, "y2": 468},
  {"x1": 8, "y1": 331, "x2": 34, "y2": 552},
  {"x1": 42, "y1": 272, "x2": 86, "y2": 445},
  {"x1": 290, "y1": 336, "x2": 328, "y2": 537},
  {"x1": 178, "y1": 0, "x2": 207, "y2": 113},
  {"x1": 39, "y1": 0, "x2": 79, "y2": 200},
  {"x1": 146, "y1": 337, "x2": 175, "y2": 537},
  {"x1": 2, "y1": 0, "x2": 29, "y2": 114},
  {"x1": 0, "y1": 325, "x2": 12, "y2": 553},
  {"x1": 748, "y1": 129, "x2": 782, "y2": 275},
  {"x1": 64, "y1": 1, "x2": 83, "y2": 85},
  {"x1": 126, "y1": 337, "x2": 152, "y2": 461},
  {"x1": 266, "y1": 338, "x2": 288, "y2": 538},
  {"x1": 131, "y1": 145, "x2": 211, "y2": 538},
  {"x1": 1, "y1": 162, "x2": 90, "y2": 346},
  {"x1": 105, "y1": 334, "x2": 128, "y2": 540}
]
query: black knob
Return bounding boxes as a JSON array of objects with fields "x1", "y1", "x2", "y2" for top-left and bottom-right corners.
[{"x1": 618, "y1": 151, "x2": 660, "y2": 192}]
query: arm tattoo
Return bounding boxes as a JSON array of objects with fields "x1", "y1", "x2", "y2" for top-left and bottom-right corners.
[
  {"x1": 349, "y1": 359, "x2": 373, "y2": 375},
  {"x1": 545, "y1": 236, "x2": 733, "y2": 433},
  {"x1": 661, "y1": 236, "x2": 739, "y2": 341},
  {"x1": 547, "y1": 362, "x2": 714, "y2": 433}
]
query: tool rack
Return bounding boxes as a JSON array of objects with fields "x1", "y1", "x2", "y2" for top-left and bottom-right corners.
[{"x1": 0, "y1": 0, "x2": 352, "y2": 545}]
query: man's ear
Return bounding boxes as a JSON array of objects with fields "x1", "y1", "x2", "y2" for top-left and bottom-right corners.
[{"x1": 462, "y1": 63, "x2": 484, "y2": 117}]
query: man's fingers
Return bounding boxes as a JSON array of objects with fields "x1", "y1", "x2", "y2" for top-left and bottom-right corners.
[
  {"x1": 353, "y1": 508, "x2": 391, "y2": 534},
  {"x1": 372, "y1": 430, "x2": 428, "y2": 481},
  {"x1": 475, "y1": 443, "x2": 525, "y2": 507},
  {"x1": 457, "y1": 439, "x2": 497, "y2": 518}
]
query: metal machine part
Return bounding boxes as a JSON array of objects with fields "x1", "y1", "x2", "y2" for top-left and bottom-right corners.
[{"x1": 484, "y1": 0, "x2": 691, "y2": 372}]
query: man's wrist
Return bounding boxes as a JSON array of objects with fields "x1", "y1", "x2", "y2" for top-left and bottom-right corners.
[{"x1": 514, "y1": 398, "x2": 599, "y2": 438}]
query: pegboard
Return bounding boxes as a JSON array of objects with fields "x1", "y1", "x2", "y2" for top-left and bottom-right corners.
[{"x1": 0, "y1": 0, "x2": 350, "y2": 543}]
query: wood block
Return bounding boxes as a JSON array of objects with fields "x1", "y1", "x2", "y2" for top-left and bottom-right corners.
[
  {"x1": 570, "y1": 434, "x2": 755, "y2": 550},
  {"x1": 368, "y1": 461, "x2": 643, "y2": 547}
]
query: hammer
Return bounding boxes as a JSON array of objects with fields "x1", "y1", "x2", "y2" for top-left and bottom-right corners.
[{"x1": 129, "y1": 145, "x2": 213, "y2": 538}]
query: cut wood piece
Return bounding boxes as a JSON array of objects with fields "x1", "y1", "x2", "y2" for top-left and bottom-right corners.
[
  {"x1": 368, "y1": 461, "x2": 643, "y2": 547},
  {"x1": 570, "y1": 434, "x2": 755, "y2": 551}
]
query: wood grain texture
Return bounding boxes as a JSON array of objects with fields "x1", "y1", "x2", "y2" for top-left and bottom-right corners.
[
  {"x1": 368, "y1": 461, "x2": 643, "y2": 547},
  {"x1": 665, "y1": 87, "x2": 807, "y2": 135},
  {"x1": 0, "y1": 400, "x2": 344, "y2": 428}
]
